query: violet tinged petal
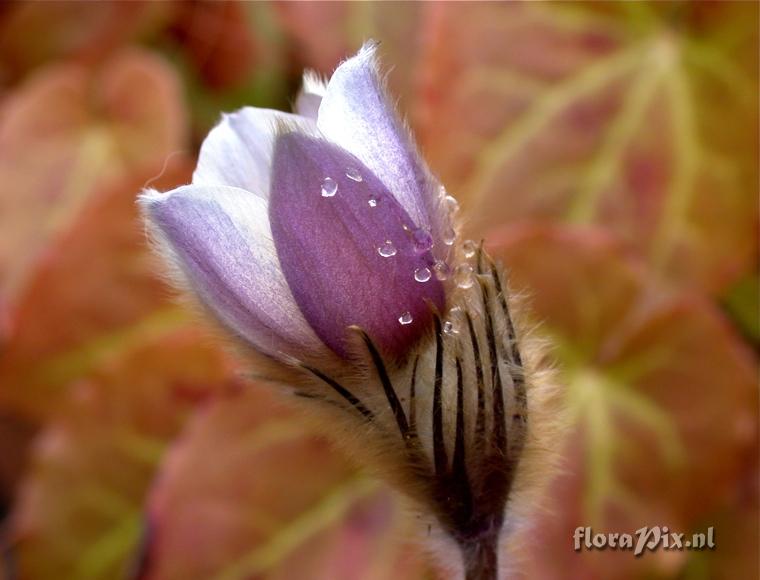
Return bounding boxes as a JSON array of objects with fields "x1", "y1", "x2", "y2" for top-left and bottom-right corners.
[
  {"x1": 192, "y1": 107, "x2": 314, "y2": 194},
  {"x1": 268, "y1": 131, "x2": 445, "y2": 359},
  {"x1": 295, "y1": 71, "x2": 327, "y2": 120},
  {"x1": 139, "y1": 184, "x2": 327, "y2": 360},
  {"x1": 317, "y1": 43, "x2": 451, "y2": 260}
]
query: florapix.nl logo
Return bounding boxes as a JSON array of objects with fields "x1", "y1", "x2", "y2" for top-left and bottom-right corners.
[{"x1": 573, "y1": 526, "x2": 716, "y2": 557}]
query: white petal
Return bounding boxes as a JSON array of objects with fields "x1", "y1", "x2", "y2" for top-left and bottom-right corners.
[
  {"x1": 139, "y1": 184, "x2": 327, "y2": 360},
  {"x1": 192, "y1": 107, "x2": 314, "y2": 196},
  {"x1": 295, "y1": 70, "x2": 327, "y2": 120}
]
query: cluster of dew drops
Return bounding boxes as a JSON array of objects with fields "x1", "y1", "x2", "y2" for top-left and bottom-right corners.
[{"x1": 320, "y1": 170, "x2": 477, "y2": 331}]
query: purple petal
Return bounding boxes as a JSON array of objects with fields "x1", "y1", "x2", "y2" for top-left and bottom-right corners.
[
  {"x1": 139, "y1": 184, "x2": 328, "y2": 360},
  {"x1": 268, "y1": 131, "x2": 445, "y2": 359},
  {"x1": 193, "y1": 108, "x2": 314, "y2": 195},
  {"x1": 317, "y1": 43, "x2": 451, "y2": 260}
]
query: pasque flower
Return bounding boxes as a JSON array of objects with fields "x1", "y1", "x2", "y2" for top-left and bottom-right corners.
[{"x1": 140, "y1": 43, "x2": 558, "y2": 580}]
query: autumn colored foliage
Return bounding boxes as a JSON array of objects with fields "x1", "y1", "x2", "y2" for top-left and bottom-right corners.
[{"x1": 0, "y1": 2, "x2": 756, "y2": 579}]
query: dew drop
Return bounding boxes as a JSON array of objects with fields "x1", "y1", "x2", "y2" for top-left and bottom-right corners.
[
  {"x1": 377, "y1": 240, "x2": 397, "y2": 257},
  {"x1": 346, "y1": 167, "x2": 363, "y2": 182},
  {"x1": 321, "y1": 177, "x2": 338, "y2": 197},
  {"x1": 398, "y1": 311, "x2": 413, "y2": 325},
  {"x1": 433, "y1": 260, "x2": 450, "y2": 281},
  {"x1": 462, "y1": 239, "x2": 477, "y2": 258},
  {"x1": 445, "y1": 195, "x2": 460, "y2": 214},
  {"x1": 368, "y1": 195, "x2": 379, "y2": 208},
  {"x1": 455, "y1": 264, "x2": 474, "y2": 289},
  {"x1": 443, "y1": 228, "x2": 457, "y2": 246},
  {"x1": 443, "y1": 320, "x2": 459, "y2": 335},
  {"x1": 412, "y1": 228, "x2": 434, "y2": 253},
  {"x1": 414, "y1": 267, "x2": 432, "y2": 283}
]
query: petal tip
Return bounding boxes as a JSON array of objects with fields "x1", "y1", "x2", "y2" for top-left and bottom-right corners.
[
  {"x1": 342, "y1": 40, "x2": 381, "y2": 76},
  {"x1": 301, "y1": 70, "x2": 327, "y2": 96},
  {"x1": 137, "y1": 187, "x2": 170, "y2": 210},
  {"x1": 357, "y1": 39, "x2": 380, "y2": 59}
]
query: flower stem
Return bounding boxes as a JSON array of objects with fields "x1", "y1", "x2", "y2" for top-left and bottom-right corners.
[{"x1": 462, "y1": 533, "x2": 499, "y2": 580}]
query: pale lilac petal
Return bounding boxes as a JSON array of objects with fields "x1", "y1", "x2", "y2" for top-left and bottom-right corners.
[
  {"x1": 139, "y1": 184, "x2": 327, "y2": 359},
  {"x1": 269, "y1": 131, "x2": 445, "y2": 359},
  {"x1": 192, "y1": 108, "x2": 314, "y2": 195},
  {"x1": 295, "y1": 71, "x2": 327, "y2": 120},
  {"x1": 317, "y1": 43, "x2": 451, "y2": 260}
]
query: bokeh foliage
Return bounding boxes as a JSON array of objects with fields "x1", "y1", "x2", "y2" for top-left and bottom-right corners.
[{"x1": 0, "y1": 2, "x2": 756, "y2": 579}]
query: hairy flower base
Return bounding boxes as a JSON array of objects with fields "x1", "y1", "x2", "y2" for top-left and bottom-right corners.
[{"x1": 259, "y1": 245, "x2": 557, "y2": 579}]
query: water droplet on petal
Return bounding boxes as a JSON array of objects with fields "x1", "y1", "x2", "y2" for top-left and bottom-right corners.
[
  {"x1": 433, "y1": 260, "x2": 450, "y2": 281},
  {"x1": 368, "y1": 195, "x2": 379, "y2": 208},
  {"x1": 412, "y1": 228, "x2": 434, "y2": 253},
  {"x1": 462, "y1": 239, "x2": 477, "y2": 258},
  {"x1": 414, "y1": 267, "x2": 432, "y2": 283},
  {"x1": 445, "y1": 195, "x2": 459, "y2": 214},
  {"x1": 377, "y1": 240, "x2": 397, "y2": 257},
  {"x1": 398, "y1": 311, "x2": 413, "y2": 325},
  {"x1": 443, "y1": 320, "x2": 459, "y2": 335},
  {"x1": 443, "y1": 228, "x2": 457, "y2": 246},
  {"x1": 346, "y1": 167, "x2": 363, "y2": 182},
  {"x1": 321, "y1": 177, "x2": 337, "y2": 197},
  {"x1": 455, "y1": 264, "x2": 474, "y2": 289}
]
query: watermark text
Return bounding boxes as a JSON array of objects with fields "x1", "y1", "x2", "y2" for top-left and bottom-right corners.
[{"x1": 573, "y1": 526, "x2": 715, "y2": 556}]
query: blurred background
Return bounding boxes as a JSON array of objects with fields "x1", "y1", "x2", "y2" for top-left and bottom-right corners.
[{"x1": 0, "y1": 2, "x2": 757, "y2": 579}]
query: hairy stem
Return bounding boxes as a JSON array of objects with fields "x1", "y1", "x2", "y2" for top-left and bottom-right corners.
[{"x1": 462, "y1": 534, "x2": 499, "y2": 580}]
